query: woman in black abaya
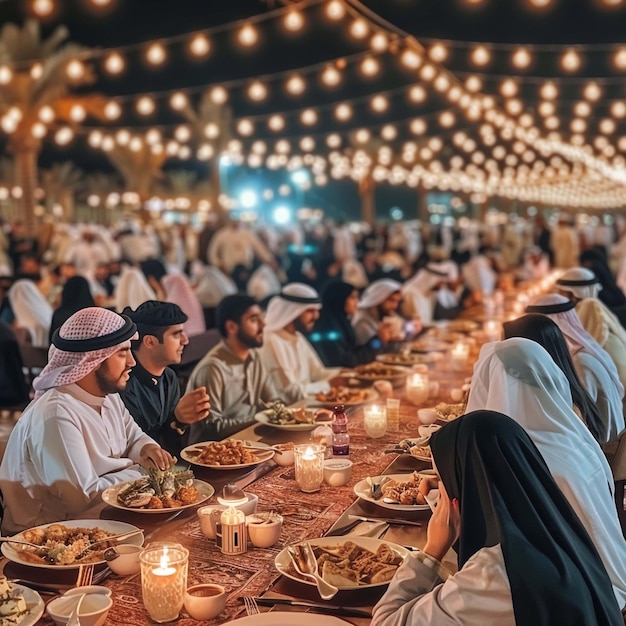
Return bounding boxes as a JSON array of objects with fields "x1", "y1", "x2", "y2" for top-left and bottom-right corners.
[{"x1": 372, "y1": 410, "x2": 622, "y2": 626}]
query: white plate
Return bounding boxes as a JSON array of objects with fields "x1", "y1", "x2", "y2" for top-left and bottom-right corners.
[
  {"x1": 275, "y1": 537, "x2": 409, "y2": 591},
  {"x1": 1, "y1": 520, "x2": 143, "y2": 569},
  {"x1": 224, "y1": 613, "x2": 351, "y2": 626},
  {"x1": 354, "y1": 473, "x2": 434, "y2": 511},
  {"x1": 253, "y1": 410, "x2": 332, "y2": 432},
  {"x1": 102, "y1": 478, "x2": 214, "y2": 513},
  {"x1": 180, "y1": 440, "x2": 275, "y2": 469},
  {"x1": 307, "y1": 388, "x2": 378, "y2": 407},
  {"x1": 11, "y1": 584, "x2": 44, "y2": 626}
]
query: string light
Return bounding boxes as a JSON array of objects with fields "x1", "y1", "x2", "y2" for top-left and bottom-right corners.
[
  {"x1": 238, "y1": 24, "x2": 258, "y2": 47},
  {"x1": 104, "y1": 101, "x2": 121, "y2": 119},
  {"x1": 91, "y1": 0, "x2": 112, "y2": 6},
  {"x1": 0, "y1": 65, "x2": 12, "y2": 85},
  {"x1": 360, "y1": 56, "x2": 380, "y2": 76},
  {"x1": 69, "y1": 104, "x2": 86, "y2": 122},
  {"x1": 31, "y1": 122, "x2": 46, "y2": 139},
  {"x1": 381, "y1": 124, "x2": 397, "y2": 140},
  {"x1": 465, "y1": 75, "x2": 482, "y2": 92},
  {"x1": 116, "y1": 129, "x2": 130, "y2": 145},
  {"x1": 429, "y1": 43, "x2": 448, "y2": 63},
  {"x1": 512, "y1": 47, "x2": 532, "y2": 69},
  {"x1": 408, "y1": 85, "x2": 426, "y2": 102},
  {"x1": 189, "y1": 34, "x2": 211, "y2": 57},
  {"x1": 204, "y1": 123, "x2": 220, "y2": 138},
  {"x1": 286, "y1": 74, "x2": 306, "y2": 95},
  {"x1": 136, "y1": 96, "x2": 156, "y2": 115},
  {"x1": 145, "y1": 128, "x2": 162, "y2": 144},
  {"x1": 401, "y1": 49, "x2": 422, "y2": 69},
  {"x1": 237, "y1": 119, "x2": 254, "y2": 136},
  {"x1": 170, "y1": 92, "x2": 188, "y2": 110},
  {"x1": 540, "y1": 81, "x2": 558, "y2": 99},
  {"x1": 32, "y1": 0, "x2": 54, "y2": 17},
  {"x1": 611, "y1": 102, "x2": 626, "y2": 118},
  {"x1": 335, "y1": 103, "x2": 352, "y2": 121},
  {"x1": 471, "y1": 45, "x2": 491, "y2": 66},
  {"x1": 38, "y1": 106, "x2": 54, "y2": 123},
  {"x1": 325, "y1": 0, "x2": 345, "y2": 20},
  {"x1": 66, "y1": 60, "x2": 86, "y2": 80},
  {"x1": 248, "y1": 80, "x2": 268, "y2": 101},
  {"x1": 574, "y1": 101, "x2": 591, "y2": 116},
  {"x1": 321, "y1": 65, "x2": 341, "y2": 86},
  {"x1": 55, "y1": 127, "x2": 74, "y2": 145},
  {"x1": 561, "y1": 49, "x2": 581, "y2": 72},
  {"x1": 613, "y1": 47, "x2": 626, "y2": 70},
  {"x1": 326, "y1": 133, "x2": 341, "y2": 148},
  {"x1": 268, "y1": 114, "x2": 285, "y2": 131},
  {"x1": 349, "y1": 19, "x2": 369, "y2": 39},
  {"x1": 210, "y1": 86, "x2": 228, "y2": 104},
  {"x1": 410, "y1": 118, "x2": 427, "y2": 135},
  {"x1": 371, "y1": 94, "x2": 389, "y2": 112},
  {"x1": 284, "y1": 10, "x2": 304, "y2": 32},
  {"x1": 355, "y1": 129, "x2": 371, "y2": 143},
  {"x1": 370, "y1": 32, "x2": 389, "y2": 52},
  {"x1": 104, "y1": 52, "x2": 125, "y2": 74},
  {"x1": 146, "y1": 43, "x2": 167, "y2": 65},
  {"x1": 174, "y1": 125, "x2": 191, "y2": 142},
  {"x1": 129, "y1": 137, "x2": 143, "y2": 152},
  {"x1": 584, "y1": 81, "x2": 602, "y2": 101},
  {"x1": 300, "y1": 108, "x2": 318, "y2": 125}
]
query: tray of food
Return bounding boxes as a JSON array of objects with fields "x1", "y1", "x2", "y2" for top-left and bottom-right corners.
[
  {"x1": 376, "y1": 352, "x2": 444, "y2": 366},
  {"x1": 351, "y1": 363, "x2": 409, "y2": 387},
  {"x1": 433, "y1": 402, "x2": 466, "y2": 422},
  {"x1": 254, "y1": 401, "x2": 332, "y2": 431},
  {"x1": 310, "y1": 386, "x2": 378, "y2": 407},
  {"x1": 354, "y1": 471, "x2": 434, "y2": 510}
]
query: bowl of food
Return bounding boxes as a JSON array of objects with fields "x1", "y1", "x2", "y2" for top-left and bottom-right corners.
[
  {"x1": 105, "y1": 543, "x2": 142, "y2": 576},
  {"x1": 417, "y1": 408, "x2": 438, "y2": 425},
  {"x1": 272, "y1": 442, "x2": 295, "y2": 466},
  {"x1": 184, "y1": 584, "x2": 227, "y2": 621},
  {"x1": 323, "y1": 459, "x2": 353, "y2": 487},
  {"x1": 246, "y1": 512, "x2": 283, "y2": 548}
]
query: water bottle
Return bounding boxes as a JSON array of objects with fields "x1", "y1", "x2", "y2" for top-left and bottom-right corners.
[{"x1": 332, "y1": 404, "x2": 350, "y2": 456}]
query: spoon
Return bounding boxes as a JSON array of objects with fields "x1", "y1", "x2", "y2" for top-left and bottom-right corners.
[
  {"x1": 287, "y1": 544, "x2": 338, "y2": 600},
  {"x1": 67, "y1": 593, "x2": 86, "y2": 626}
]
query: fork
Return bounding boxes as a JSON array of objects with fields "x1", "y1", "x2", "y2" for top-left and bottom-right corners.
[
  {"x1": 76, "y1": 564, "x2": 94, "y2": 587},
  {"x1": 242, "y1": 596, "x2": 260, "y2": 615}
]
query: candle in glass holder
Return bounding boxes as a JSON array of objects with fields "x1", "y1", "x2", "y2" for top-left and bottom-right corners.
[
  {"x1": 451, "y1": 341, "x2": 470, "y2": 371},
  {"x1": 406, "y1": 372, "x2": 429, "y2": 405},
  {"x1": 294, "y1": 444, "x2": 325, "y2": 492},
  {"x1": 140, "y1": 543, "x2": 189, "y2": 623},
  {"x1": 363, "y1": 405, "x2": 387, "y2": 438},
  {"x1": 483, "y1": 320, "x2": 501, "y2": 342}
]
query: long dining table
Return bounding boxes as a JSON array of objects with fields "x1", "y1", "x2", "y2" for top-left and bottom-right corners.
[{"x1": 3, "y1": 280, "x2": 553, "y2": 625}]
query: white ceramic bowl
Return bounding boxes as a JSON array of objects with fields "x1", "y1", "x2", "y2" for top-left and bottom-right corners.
[
  {"x1": 184, "y1": 584, "x2": 227, "y2": 621},
  {"x1": 272, "y1": 443, "x2": 295, "y2": 467},
  {"x1": 197, "y1": 505, "x2": 225, "y2": 539},
  {"x1": 216, "y1": 493, "x2": 258, "y2": 516},
  {"x1": 246, "y1": 513, "x2": 283, "y2": 548},
  {"x1": 417, "y1": 408, "x2": 438, "y2": 425},
  {"x1": 106, "y1": 543, "x2": 142, "y2": 576},
  {"x1": 47, "y1": 593, "x2": 112, "y2": 626},
  {"x1": 63, "y1": 586, "x2": 111, "y2": 598},
  {"x1": 418, "y1": 423, "x2": 441, "y2": 439},
  {"x1": 323, "y1": 458, "x2": 353, "y2": 487}
]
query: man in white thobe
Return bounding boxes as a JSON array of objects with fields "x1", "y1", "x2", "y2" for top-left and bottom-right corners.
[
  {"x1": 259, "y1": 284, "x2": 341, "y2": 404},
  {"x1": 0, "y1": 307, "x2": 173, "y2": 533}
]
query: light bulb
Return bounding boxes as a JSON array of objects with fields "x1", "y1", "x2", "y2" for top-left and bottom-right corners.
[
  {"x1": 31, "y1": 122, "x2": 46, "y2": 138},
  {"x1": 136, "y1": 96, "x2": 155, "y2": 115},
  {"x1": 146, "y1": 43, "x2": 166, "y2": 65},
  {"x1": 175, "y1": 125, "x2": 191, "y2": 142},
  {"x1": 268, "y1": 115, "x2": 285, "y2": 131},
  {"x1": 55, "y1": 127, "x2": 74, "y2": 145},
  {"x1": 326, "y1": 0, "x2": 345, "y2": 19},
  {"x1": 104, "y1": 101, "x2": 121, "y2": 120},
  {"x1": 104, "y1": 52, "x2": 124, "y2": 74},
  {"x1": 248, "y1": 81, "x2": 267, "y2": 101},
  {"x1": 189, "y1": 34, "x2": 211, "y2": 56},
  {"x1": 321, "y1": 66, "x2": 341, "y2": 86},
  {"x1": 66, "y1": 60, "x2": 85, "y2": 80},
  {"x1": 69, "y1": 104, "x2": 86, "y2": 122},
  {"x1": 170, "y1": 92, "x2": 188, "y2": 110},
  {"x1": 512, "y1": 47, "x2": 531, "y2": 69},
  {"x1": 350, "y1": 19, "x2": 368, "y2": 39},
  {"x1": 370, "y1": 33, "x2": 388, "y2": 52},
  {"x1": 471, "y1": 46, "x2": 490, "y2": 66},
  {"x1": 38, "y1": 106, "x2": 54, "y2": 123},
  {"x1": 371, "y1": 95, "x2": 388, "y2": 112},
  {"x1": 335, "y1": 103, "x2": 352, "y2": 121},
  {"x1": 32, "y1": 0, "x2": 54, "y2": 17},
  {"x1": 360, "y1": 57, "x2": 380, "y2": 76},
  {"x1": 561, "y1": 49, "x2": 581, "y2": 72},
  {"x1": 0, "y1": 65, "x2": 12, "y2": 84},
  {"x1": 284, "y1": 10, "x2": 304, "y2": 32},
  {"x1": 238, "y1": 24, "x2": 258, "y2": 47},
  {"x1": 300, "y1": 109, "x2": 318, "y2": 125},
  {"x1": 286, "y1": 74, "x2": 306, "y2": 95},
  {"x1": 210, "y1": 86, "x2": 228, "y2": 105},
  {"x1": 237, "y1": 119, "x2": 254, "y2": 136}
]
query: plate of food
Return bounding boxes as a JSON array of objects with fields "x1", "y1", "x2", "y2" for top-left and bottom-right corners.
[
  {"x1": 1, "y1": 520, "x2": 144, "y2": 569},
  {"x1": 180, "y1": 439, "x2": 275, "y2": 469},
  {"x1": 275, "y1": 537, "x2": 409, "y2": 590},
  {"x1": 102, "y1": 468, "x2": 214, "y2": 513},
  {"x1": 433, "y1": 402, "x2": 466, "y2": 422},
  {"x1": 410, "y1": 338, "x2": 453, "y2": 353},
  {"x1": 354, "y1": 471, "x2": 434, "y2": 511},
  {"x1": 351, "y1": 363, "x2": 408, "y2": 387},
  {"x1": 0, "y1": 578, "x2": 44, "y2": 626},
  {"x1": 387, "y1": 437, "x2": 433, "y2": 463},
  {"x1": 254, "y1": 401, "x2": 333, "y2": 431},
  {"x1": 434, "y1": 320, "x2": 478, "y2": 333},
  {"x1": 376, "y1": 352, "x2": 443, "y2": 366},
  {"x1": 310, "y1": 386, "x2": 378, "y2": 407}
]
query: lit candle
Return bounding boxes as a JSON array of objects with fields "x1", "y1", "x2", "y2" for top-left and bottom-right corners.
[
  {"x1": 483, "y1": 320, "x2": 501, "y2": 342},
  {"x1": 450, "y1": 341, "x2": 470, "y2": 371},
  {"x1": 406, "y1": 372, "x2": 429, "y2": 405},
  {"x1": 363, "y1": 405, "x2": 387, "y2": 438},
  {"x1": 294, "y1": 444, "x2": 324, "y2": 492},
  {"x1": 140, "y1": 543, "x2": 189, "y2": 623}
]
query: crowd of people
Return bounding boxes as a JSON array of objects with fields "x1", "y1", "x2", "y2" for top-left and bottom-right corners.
[{"x1": 0, "y1": 210, "x2": 625, "y2": 624}]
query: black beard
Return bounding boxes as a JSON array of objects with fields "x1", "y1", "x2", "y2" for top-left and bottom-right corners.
[
  {"x1": 293, "y1": 316, "x2": 312, "y2": 335},
  {"x1": 94, "y1": 367, "x2": 126, "y2": 394},
  {"x1": 237, "y1": 326, "x2": 263, "y2": 349}
]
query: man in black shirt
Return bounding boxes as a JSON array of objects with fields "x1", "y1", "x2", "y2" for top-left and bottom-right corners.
[{"x1": 120, "y1": 300, "x2": 210, "y2": 455}]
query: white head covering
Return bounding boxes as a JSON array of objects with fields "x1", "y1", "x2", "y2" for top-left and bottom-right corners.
[
  {"x1": 33, "y1": 307, "x2": 138, "y2": 397},
  {"x1": 466, "y1": 337, "x2": 626, "y2": 607},
  {"x1": 114, "y1": 265, "x2": 157, "y2": 312},
  {"x1": 526, "y1": 293, "x2": 623, "y2": 395},
  {"x1": 264, "y1": 283, "x2": 321, "y2": 332},
  {"x1": 557, "y1": 267, "x2": 602, "y2": 300},
  {"x1": 357, "y1": 279, "x2": 402, "y2": 309},
  {"x1": 162, "y1": 273, "x2": 206, "y2": 338},
  {"x1": 193, "y1": 265, "x2": 236, "y2": 308},
  {"x1": 7, "y1": 279, "x2": 53, "y2": 348}
]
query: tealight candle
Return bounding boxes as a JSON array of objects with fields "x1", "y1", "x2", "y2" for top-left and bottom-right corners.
[
  {"x1": 406, "y1": 372, "x2": 429, "y2": 406},
  {"x1": 294, "y1": 444, "x2": 325, "y2": 492},
  {"x1": 363, "y1": 405, "x2": 388, "y2": 438},
  {"x1": 140, "y1": 543, "x2": 189, "y2": 623},
  {"x1": 451, "y1": 341, "x2": 470, "y2": 371},
  {"x1": 483, "y1": 320, "x2": 501, "y2": 342}
]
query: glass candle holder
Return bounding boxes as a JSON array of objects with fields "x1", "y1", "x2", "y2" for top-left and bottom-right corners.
[
  {"x1": 294, "y1": 444, "x2": 325, "y2": 492},
  {"x1": 406, "y1": 372, "x2": 429, "y2": 405},
  {"x1": 386, "y1": 397, "x2": 400, "y2": 430},
  {"x1": 483, "y1": 320, "x2": 501, "y2": 342},
  {"x1": 140, "y1": 542, "x2": 189, "y2": 623},
  {"x1": 363, "y1": 405, "x2": 388, "y2": 438},
  {"x1": 450, "y1": 342, "x2": 470, "y2": 372}
]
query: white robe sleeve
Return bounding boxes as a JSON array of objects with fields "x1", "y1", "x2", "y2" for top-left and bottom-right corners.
[{"x1": 372, "y1": 547, "x2": 514, "y2": 626}]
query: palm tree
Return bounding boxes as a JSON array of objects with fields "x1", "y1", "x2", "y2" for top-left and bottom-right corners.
[
  {"x1": 177, "y1": 94, "x2": 234, "y2": 219},
  {"x1": 40, "y1": 161, "x2": 83, "y2": 222},
  {"x1": 0, "y1": 20, "x2": 100, "y2": 236}
]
